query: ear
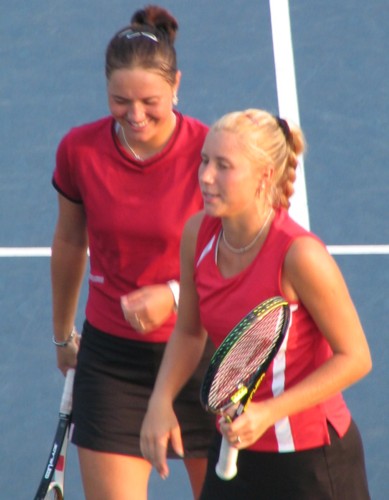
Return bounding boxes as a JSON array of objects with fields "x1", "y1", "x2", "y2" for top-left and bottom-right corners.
[
  {"x1": 257, "y1": 165, "x2": 274, "y2": 192},
  {"x1": 173, "y1": 70, "x2": 182, "y2": 94}
]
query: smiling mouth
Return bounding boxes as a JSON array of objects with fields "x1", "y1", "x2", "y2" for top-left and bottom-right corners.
[
  {"x1": 203, "y1": 192, "x2": 219, "y2": 201},
  {"x1": 127, "y1": 119, "x2": 149, "y2": 129}
]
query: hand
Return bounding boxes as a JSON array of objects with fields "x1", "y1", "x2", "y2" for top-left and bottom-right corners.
[
  {"x1": 219, "y1": 401, "x2": 273, "y2": 449},
  {"x1": 140, "y1": 400, "x2": 184, "y2": 479},
  {"x1": 56, "y1": 332, "x2": 80, "y2": 375},
  {"x1": 121, "y1": 284, "x2": 175, "y2": 334}
]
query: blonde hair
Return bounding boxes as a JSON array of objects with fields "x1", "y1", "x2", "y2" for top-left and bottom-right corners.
[{"x1": 211, "y1": 109, "x2": 306, "y2": 208}]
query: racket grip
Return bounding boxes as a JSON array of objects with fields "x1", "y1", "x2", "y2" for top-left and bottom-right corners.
[
  {"x1": 59, "y1": 368, "x2": 75, "y2": 415},
  {"x1": 215, "y1": 436, "x2": 239, "y2": 480}
]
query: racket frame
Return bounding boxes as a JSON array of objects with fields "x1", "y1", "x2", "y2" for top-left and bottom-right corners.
[{"x1": 34, "y1": 369, "x2": 75, "y2": 500}]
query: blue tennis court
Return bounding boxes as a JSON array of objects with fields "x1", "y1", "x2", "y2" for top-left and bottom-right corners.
[{"x1": 1, "y1": 1, "x2": 388, "y2": 498}]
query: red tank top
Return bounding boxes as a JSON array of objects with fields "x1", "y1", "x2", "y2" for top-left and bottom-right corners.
[{"x1": 194, "y1": 209, "x2": 351, "y2": 452}]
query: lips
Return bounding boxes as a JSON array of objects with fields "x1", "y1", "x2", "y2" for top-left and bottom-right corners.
[
  {"x1": 202, "y1": 192, "x2": 219, "y2": 203},
  {"x1": 126, "y1": 118, "x2": 149, "y2": 130}
]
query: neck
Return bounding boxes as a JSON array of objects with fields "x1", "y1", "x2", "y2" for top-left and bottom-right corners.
[
  {"x1": 120, "y1": 126, "x2": 142, "y2": 160},
  {"x1": 117, "y1": 112, "x2": 177, "y2": 161},
  {"x1": 222, "y1": 209, "x2": 273, "y2": 255}
]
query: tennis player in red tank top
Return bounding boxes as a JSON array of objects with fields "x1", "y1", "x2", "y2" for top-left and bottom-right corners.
[{"x1": 141, "y1": 109, "x2": 372, "y2": 499}]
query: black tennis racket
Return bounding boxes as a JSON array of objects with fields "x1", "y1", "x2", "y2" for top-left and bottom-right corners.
[
  {"x1": 34, "y1": 368, "x2": 75, "y2": 499},
  {"x1": 200, "y1": 296, "x2": 290, "y2": 480}
]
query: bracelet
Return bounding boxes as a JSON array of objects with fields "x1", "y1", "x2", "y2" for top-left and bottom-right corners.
[
  {"x1": 167, "y1": 280, "x2": 180, "y2": 311},
  {"x1": 52, "y1": 326, "x2": 76, "y2": 347}
]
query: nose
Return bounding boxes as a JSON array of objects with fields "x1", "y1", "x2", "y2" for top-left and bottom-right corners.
[
  {"x1": 126, "y1": 101, "x2": 145, "y2": 123},
  {"x1": 199, "y1": 161, "x2": 215, "y2": 185}
]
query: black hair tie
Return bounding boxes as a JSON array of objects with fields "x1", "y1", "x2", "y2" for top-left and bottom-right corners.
[{"x1": 275, "y1": 116, "x2": 291, "y2": 142}]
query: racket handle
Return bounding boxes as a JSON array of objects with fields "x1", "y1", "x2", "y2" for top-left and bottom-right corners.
[
  {"x1": 59, "y1": 368, "x2": 75, "y2": 415},
  {"x1": 215, "y1": 436, "x2": 239, "y2": 480}
]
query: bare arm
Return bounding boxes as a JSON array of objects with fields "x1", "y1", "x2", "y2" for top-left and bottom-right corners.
[
  {"x1": 51, "y1": 194, "x2": 88, "y2": 374},
  {"x1": 140, "y1": 211, "x2": 208, "y2": 477},
  {"x1": 223, "y1": 237, "x2": 372, "y2": 446}
]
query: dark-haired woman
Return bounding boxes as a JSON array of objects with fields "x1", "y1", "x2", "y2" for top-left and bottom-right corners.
[{"x1": 51, "y1": 5, "x2": 214, "y2": 499}]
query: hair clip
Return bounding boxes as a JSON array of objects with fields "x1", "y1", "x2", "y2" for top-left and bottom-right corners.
[
  {"x1": 118, "y1": 29, "x2": 159, "y2": 43},
  {"x1": 244, "y1": 112, "x2": 260, "y2": 126}
]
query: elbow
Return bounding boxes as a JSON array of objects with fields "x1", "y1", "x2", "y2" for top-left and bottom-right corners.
[
  {"x1": 357, "y1": 349, "x2": 372, "y2": 380},
  {"x1": 363, "y1": 352, "x2": 373, "y2": 377}
]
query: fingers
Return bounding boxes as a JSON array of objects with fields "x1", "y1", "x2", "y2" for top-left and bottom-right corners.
[
  {"x1": 140, "y1": 412, "x2": 184, "y2": 480},
  {"x1": 170, "y1": 427, "x2": 184, "y2": 458},
  {"x1": 56, "y1": 342, "x2": 79, "y2": 376},
  {"x1": 219, "y1": 416, "x2": 244, "y2": 449},
  {"x1": 134, "y1": 312, "x2": 146, "y2": 332},
  {"x1": 121, "y1": 284, "x2": 175, "y2": 333},
  {"x1": 120, "y1": 295, "x2": 148, "y2": 333},
  {"x1": 225, "y1": 430, "x2": 243, "y2": 448},
  {"x1": 232, "y1": 435, "x2": 241, "y2": 445},
  {"x1": 140, "y1": 435, "x2": 170, "y2": 480},
  {"x1": 219, "y1": 404, "x2": 269, "y2": 449}
]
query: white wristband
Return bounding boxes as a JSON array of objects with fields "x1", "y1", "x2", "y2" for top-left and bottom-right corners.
[{"x1": 167, "y1": 280, "x2": 180, "y2": 311}]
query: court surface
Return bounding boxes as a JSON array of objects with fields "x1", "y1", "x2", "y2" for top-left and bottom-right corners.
[{"x1": 1, "y1": 1, "x2": 388, "y2": 498}]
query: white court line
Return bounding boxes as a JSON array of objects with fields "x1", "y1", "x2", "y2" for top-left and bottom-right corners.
[
  {"x1": 268, "y1": 3, "x2": 389, "y2": 258},
  {"x1": 0, "y1": 247, "x2": 388, "y2": 257},
  {"x1": 1, "y1": 4, "x2": 386, "y2": 261},
  {"x1": 0, "y1": 248, "x2": 52, "y2": 257},
  {"x1": 328, "y1": 245, "x2": 389, "y2": 255},
  {"x1": 269, "y1": 0, "x2": 310, "y2": 230}
]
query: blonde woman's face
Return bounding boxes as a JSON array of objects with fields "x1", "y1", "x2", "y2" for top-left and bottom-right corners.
[{"x1": 199, "y1": 129, "x2": 259, "y2": 218}]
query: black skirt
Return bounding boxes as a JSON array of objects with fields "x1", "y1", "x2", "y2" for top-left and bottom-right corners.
[
  {"x1": 200, "y1": 420, "x2": 370, "y2": 500},
  {"x1": 71, "y1": 320, "x2": 215, "y2": 458}
]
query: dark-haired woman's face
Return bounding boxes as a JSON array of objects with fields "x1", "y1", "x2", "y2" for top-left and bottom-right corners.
[{"x1": 107, "y1": 67, "x2": 178, "y2": 148}]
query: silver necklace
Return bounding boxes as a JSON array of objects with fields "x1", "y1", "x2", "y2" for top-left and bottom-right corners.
[
  {"x1": 222, "y1": 209, "x2": 273, "y2": 254},
  {"x1": 120, "y1": 126, "x2": 142, "y2": 161}
]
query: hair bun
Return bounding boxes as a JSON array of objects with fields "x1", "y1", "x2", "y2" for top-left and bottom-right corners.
[{"x1": 131, "y1": 5, "x2": 178, "y2": 44}]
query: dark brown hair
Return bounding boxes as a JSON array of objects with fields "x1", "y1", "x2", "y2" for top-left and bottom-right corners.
[{"x1": 105, "y1": 5, "x2": 179, "y2": 85}]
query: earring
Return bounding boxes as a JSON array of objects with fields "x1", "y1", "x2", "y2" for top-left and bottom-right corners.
[
  {"x1": 173, "y1": 93, "x2": 179, "y2": 106},
  {"x1": 256, "y1": 184, "x2": 265, "y2": 197}
]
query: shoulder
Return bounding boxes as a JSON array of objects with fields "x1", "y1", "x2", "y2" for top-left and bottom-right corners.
[
  {"x1": 59, "y1": 116, "x2": 113, "y2": 147},
  {"x1": 183, "y1": 211, "x2": 206, "y2": 244},
  {"x1": 182, "y1": 211, "x2": 220, "y2": 255},
  {"x1": 283, "y1": 231, "x2": 338, "y2": 302},
  {"x1": 286, "y1": 235, "x2": 329, "y2": 267},
  {"x1": 282, "y1": 207, "x2": 328, "y2": 271},
  {"x1": 180, "y1": 211, "x2": 205, "y2": 267},
  {"x1": 177, "y1": 112, "x2": 208, "y2": 139}
]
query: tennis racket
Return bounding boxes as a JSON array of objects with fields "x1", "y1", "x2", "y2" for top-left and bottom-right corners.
[
  {"x1": 200, "y1": 296, "x2": 290, "y2": 480},
  {"x1": 34, "y1": 368, "x2": 75, "y2": 500}
]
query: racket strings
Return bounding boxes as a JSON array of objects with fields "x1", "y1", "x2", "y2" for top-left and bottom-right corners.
[{"x1": 207, "y1": 308, "x2": 285, "y2": 410}]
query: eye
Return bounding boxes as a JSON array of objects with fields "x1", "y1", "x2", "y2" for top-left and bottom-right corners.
[
  {"x1": 217, "y1": 160, "x2": 230, "y2": 170},
  {"x1": 143, "y1": 98, "x2": 159, "y2": 106},
  {"x1": 113, "y1": 96, "x2": 129, "y2": 105},
  {"x1": 200, "y1": 154, "x2": 209, "y2": 165}
]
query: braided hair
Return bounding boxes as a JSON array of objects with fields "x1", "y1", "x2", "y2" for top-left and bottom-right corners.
[{"x1": 211, "y1": 109, "x2": 306, "y2": 209}]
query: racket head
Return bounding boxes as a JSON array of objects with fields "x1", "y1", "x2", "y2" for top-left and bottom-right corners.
[{"x1": 200, "y1": 296, "x2": 290, "y2": 414}]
